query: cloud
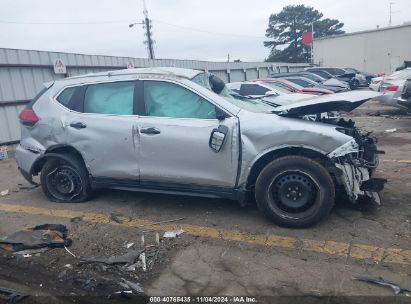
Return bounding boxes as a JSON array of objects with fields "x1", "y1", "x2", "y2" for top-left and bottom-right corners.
[{"x1": 0, "y1": 0, "x2": 410, "y2": 61}]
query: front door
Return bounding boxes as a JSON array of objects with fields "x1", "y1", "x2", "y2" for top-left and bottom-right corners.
[{"x1": 137, "y1": 79, "x2": 239, "y2": 190}]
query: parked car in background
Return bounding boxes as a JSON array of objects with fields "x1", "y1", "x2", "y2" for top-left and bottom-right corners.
[
  {"x1": 226, "y1": 81, "x2": 314, "y2": 106},
  {"x1": 397, "y1": 78, "x2": 411, "y2": 112},
  {"x1": 376, "y1": 69, "x2": 411, "y2": 110},
  {"x1": 370, "y1": 68, "x2": 411, "y2": 91},
  {"x1": 16, "y1": 67, "x2": 383, "y2": 228},
  {"x1": 279, "y1": 76, "x2": 339, "y2": 93},
  {"x1": 305, "y1": 67, "x2": 368, "y2": 90},
  {"x1": 344, "y1": 68, "x2": 375, "y2": 85},
  {"x1": 269, "y1": 72, "x2": 349, "y2": 92},
  {"x1": 256, "y1": 78, "x2": 334, "y2": 95}
]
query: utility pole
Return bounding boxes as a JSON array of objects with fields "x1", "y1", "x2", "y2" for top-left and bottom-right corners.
[
  {"x1": 143, "y1": 0, "x2": 155, "y2": 59},
  {"x1": 389, "y1": 2, "x2": 394, "y2": 26},
  {"x1": 129, "y1": 0, "x2": 155, "y2": 59}
]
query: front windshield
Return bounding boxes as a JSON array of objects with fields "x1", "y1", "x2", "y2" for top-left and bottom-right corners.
[
  {"x1": 191, "y1": 73, "x2": 275, "y2": 113},
  {"x1": 286, "y1": 78, "x2": 313, "y2": 88}
]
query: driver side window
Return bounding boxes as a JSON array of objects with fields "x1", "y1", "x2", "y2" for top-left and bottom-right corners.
[{"x1": 143, "y1": 81, "x2": 217, "y2": 119}]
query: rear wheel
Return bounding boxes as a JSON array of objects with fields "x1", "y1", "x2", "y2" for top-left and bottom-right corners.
[
  {"x1": 255, "y1": 156, "x2": 335, "y2": 228},
  {"x1": 40, "y1": 155, "x2": 91, "y2": 203}
]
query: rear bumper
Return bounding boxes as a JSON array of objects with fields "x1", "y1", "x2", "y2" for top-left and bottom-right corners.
[{"x1": 15, "y1": 144, "x2": 42, "y2": 184}]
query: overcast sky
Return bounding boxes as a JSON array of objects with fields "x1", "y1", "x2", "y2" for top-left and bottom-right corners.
[{"x1": 1, "y1": 0, "x2": 410, "y2": 62}]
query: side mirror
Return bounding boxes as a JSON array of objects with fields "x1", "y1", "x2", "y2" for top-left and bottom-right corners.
[{"x1": 209, "y1": 125, "x2": 229, "y2": 152}]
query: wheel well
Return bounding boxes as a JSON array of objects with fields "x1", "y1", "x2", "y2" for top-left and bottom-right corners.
[
  {"x1": 31, "y1": 145, "x2": 86, "y2": 175},
  {"x1": 246, "y1": 147, "x2": 330, "y2": 190}
]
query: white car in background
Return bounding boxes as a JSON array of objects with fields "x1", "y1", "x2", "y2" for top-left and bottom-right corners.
[
  {"x1": 370, "y1": 68, "x2": 411, "y2": 91},
  {"x1": 378, "y1": 79, "x2": 405, "y2": 107},
  {"x1": 226, "y1": 81, "x2": 316, "y2": 106}
]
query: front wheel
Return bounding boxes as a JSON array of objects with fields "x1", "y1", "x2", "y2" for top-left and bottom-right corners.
[
  {"x1": 40, "y1": 155, "x2": 91, "y2": 203},
  {"x1": 350, "y1": 79, "x2": 360, "y2": 90},
  {"x1": 255, "y1": 156, "x2": 335, "y2": 228}
]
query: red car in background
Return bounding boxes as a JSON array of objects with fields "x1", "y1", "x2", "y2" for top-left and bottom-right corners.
[{"x1": 253, "y1": 79, "x2": 334, "y2": 95}]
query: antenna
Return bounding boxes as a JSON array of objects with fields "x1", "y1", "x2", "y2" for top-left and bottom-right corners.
[{"x1": 389, "y1": 2, "x2": 394, "y2": 26}]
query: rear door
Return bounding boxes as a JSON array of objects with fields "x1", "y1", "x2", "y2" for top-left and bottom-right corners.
[
  {"x1": 136, "y1": 79, "x2": 239, "y2": 190},
  {"x1": 61, "y1": 80, "x2": 141, "y2": 180}
]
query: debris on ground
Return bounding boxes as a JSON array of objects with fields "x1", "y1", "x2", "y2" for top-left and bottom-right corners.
[
  {"x1": 143, "y1": 217, "x2": 186, "y2": 227},
  {"x1": 70, "y1": 216, "x2": 83, "y2": 223},
  {"x1": 367, "y1": 111, "x2": 381, "y2": 116},
  {"x1": 64, "y1": 246, "x2": 76, "y2": 257},
  {"x1": 110, "y1": 213, "x2": 123, "y2": 224},
  {"x1": 121, "y1": 279, "x2": 144, "y2": 294},
  {"x1": 0, "y1": 224, "x2": 71, "y2": 252},
  {"x1": 125, "y1": 242, "x2": 134, "y2": 249},
  {"x1": 355, "y1": 276, "x2": 411, "y2": 295},
  {"x1": 14, "y1": 247, "x2": 50, "y2": 257},
  {"x1": 0, "y1": 189, "x2": 9, "y2": 196},
  {"x1": 108, "y1": 290, "x2": 133, "y2": 299},
  {"x1": 0, "y1": 146, "x2": 8, "y2": 161},
  {"x1": 0, "y1": 286, "x2": 27, "y2": 303},
  {"x1": 18, "y1": 184, "x2": 39, "y2": 190},
  {"x1": 385, "y1": 128, "x2": 397, "y2": 133},
  {"x1": 79, "y1": 248, "x2": 145, "y2": 265},
  {"x1": 163, "y1": 229, "x2": 185, "y2": 238}
]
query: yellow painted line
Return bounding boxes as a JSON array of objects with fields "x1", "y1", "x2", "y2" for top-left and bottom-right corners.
[{"x1": 0, "y1": 203, "x2": 410, "y2": 266}]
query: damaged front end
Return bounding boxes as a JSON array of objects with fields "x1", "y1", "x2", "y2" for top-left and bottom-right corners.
[{"x1": 325, "y1": 117, "x2": 386, "y2": 205}]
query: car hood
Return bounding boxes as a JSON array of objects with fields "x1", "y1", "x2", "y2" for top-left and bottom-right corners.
[
  {"x1": 323, "y1": 78, "x2": 349, "y2": 88},
  {"x1": 272, "y1": 91, "x2": 381, "y2": 117},
  {"x1": 262, "y1": 93, "x2": 318, "y2": 106}
]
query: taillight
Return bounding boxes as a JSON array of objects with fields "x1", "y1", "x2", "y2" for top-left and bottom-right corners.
[
  {"x1": 372, "y1": 80, "x2": 381, "y2": 84},
  {"x1": 19, "y1": 108, "x2": 39, "y2": 126},
  {"x1": 385, "y1": 85, "x2": 399, "y2": 91}
]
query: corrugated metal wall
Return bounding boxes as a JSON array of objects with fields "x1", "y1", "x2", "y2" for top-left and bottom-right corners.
[{"x1": 0, "y1": 48, "x2": 309, "y2": 144}]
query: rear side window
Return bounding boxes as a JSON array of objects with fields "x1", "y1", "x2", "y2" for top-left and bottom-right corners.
[
  {"x1": 287, "y1": 78, "x2": 310, "y2": 87},
  {"x1": 84, "y1": 81, "x2": 134, "y2": 115},
  {"x1": 143, "y1": 81, "x2": 216, "y2": 119},
  {"x1": 56, "y1": 87, "x2": 76, "y2": 106}
]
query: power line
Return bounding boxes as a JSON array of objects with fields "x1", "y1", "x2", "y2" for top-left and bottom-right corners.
[
  {"x1": 154, "y1": 20, "x2": 266, "y2": 39},
  {"x1": 0, "y1": 18, "x2": 266, "y2": 39},
  {"x1": 0, "y1": 19, "x2": 139, "y2": 25}
]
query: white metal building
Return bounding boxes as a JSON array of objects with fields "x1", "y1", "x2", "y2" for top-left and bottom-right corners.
[
  {"x1": 0, "y1": 48, "x2": 309, "y2": 145},
  {"x1": 313, "y1": 23, "x2": 411, "y2": 74}
]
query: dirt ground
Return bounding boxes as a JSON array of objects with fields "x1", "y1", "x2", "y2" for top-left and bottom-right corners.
[{"x1": 0, "y1": 100, "x2": 410, "y2": 304}]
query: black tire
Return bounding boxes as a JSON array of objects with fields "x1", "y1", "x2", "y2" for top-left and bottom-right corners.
[
  {"x1": 350, "y1": 79, "x2": 360, "y2": 90},
  {"x1": 255, "y1": 156, "x2": 335, "y2": 228},
  {"x1": 40, "y1": 154, "x2": 92, "y2": 203}
]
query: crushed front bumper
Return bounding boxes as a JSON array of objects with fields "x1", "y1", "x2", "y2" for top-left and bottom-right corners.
[{"x1": 334, "y1": 162, "x2": 386, "y2": 205}]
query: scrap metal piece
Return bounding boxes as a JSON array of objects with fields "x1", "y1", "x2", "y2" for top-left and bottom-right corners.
[
  {"x1": 0, "y1": 286, "x2": 28, "y2": 303},
  {"x1": 110, "y1": 213, "x2": 123, "y2": 224},
  {"x1": 121, "y1": 279, "x2": 144, "y2": 294},
  {"x1": 355, "y1": 276, "x2": 411, "y2": 295},
  {"x1": 79, "y1": 248, "x2": 145, "y2": 265},
  {"x1": 163, "y1": 229, "x2": 184, "y2": 238},
  {"x1": 0, "y1": 224, "x2": 71, "y2": 252}
]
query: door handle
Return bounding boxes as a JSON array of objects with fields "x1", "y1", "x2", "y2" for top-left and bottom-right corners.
[
  {"x1": 140, "y1": 127, "x2": 161, "y2": 135},
  {"x1": 69, "y1": 122, "x2": 87, "y2": 129}
]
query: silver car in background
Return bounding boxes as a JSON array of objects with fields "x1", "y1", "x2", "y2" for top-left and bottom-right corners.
[{"x1": 16, "y1": 67, "x2": 384, "y2": 228}]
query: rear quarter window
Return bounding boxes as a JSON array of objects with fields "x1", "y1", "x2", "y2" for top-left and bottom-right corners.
[{"x1": 56, "y1": 87, "x2": 76, "y2": 106}]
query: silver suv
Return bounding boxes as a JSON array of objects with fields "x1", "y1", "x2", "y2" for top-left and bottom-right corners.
[{"x1": 16, "y1": 67, "x2": 384, "y2": 228}]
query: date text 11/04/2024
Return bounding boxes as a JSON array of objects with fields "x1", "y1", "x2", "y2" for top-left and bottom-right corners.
[{"x1": 149, "y1": 296, "x2": 257, "y2": 303}]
